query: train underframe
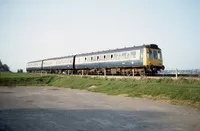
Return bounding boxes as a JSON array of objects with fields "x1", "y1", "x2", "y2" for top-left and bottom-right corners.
[
  {"x1": 57, "y1": 66, "x2": 163, "y2": 76},
  {"x1": 28, "y1": 66, "x2": 164, "y2": 76},
  {"x1": 75, "y1": 66, "x2": 163, "y2": 76}
]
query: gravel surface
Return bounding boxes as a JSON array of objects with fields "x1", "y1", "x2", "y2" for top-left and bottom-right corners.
[{"x1": 0, "y1": 86, "x2": 199, "y2": 131}]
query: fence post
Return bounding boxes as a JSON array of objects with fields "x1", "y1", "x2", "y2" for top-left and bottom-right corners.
[
  {"x1": 132, "y1": 69, "x2": 134, "y2": 77},
  {"x1": 176, "y1": 69, "x2": 178, "y2": 79},
  {"x1": 104, "y1": 68, "x2": 106, "y2": 76}
]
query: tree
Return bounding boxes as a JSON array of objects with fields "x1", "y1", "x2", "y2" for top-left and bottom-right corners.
[
  {"x1": 3, "y1": 64, "x2": 9, "y2": 71},
  {"x1": 0, "y1": 60, "x2": 10, "y2": 72}
]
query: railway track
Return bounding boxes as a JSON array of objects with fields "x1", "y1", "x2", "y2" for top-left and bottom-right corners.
[{"x1": 43, "y1": 72, "x2": 200, "y2": 79}]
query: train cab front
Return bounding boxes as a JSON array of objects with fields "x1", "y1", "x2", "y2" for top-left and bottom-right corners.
[{"x1": 144, "y1": 44, "x2": 165, "y2": 74}]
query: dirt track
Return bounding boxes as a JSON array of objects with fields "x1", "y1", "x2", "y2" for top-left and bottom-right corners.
[{"x1": 0, "y1": 86, "x2": 200, "y2": 131}]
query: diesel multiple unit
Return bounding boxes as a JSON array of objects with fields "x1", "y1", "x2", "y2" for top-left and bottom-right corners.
[{"x1": 26, "y1": 44, "x2": 165, "y2": 75}]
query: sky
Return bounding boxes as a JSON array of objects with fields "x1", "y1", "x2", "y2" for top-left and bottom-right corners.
[{"x1": 0, "y1": 0, "x2": 200, "y2": 72}]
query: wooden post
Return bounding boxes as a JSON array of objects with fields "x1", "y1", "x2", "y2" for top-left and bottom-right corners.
[
  {"x1": 176, "y1": 69, "x2": 178, "y2": 79},
  {"x1": 132, "y1": 69, "x2": 134, "y2": 77}
]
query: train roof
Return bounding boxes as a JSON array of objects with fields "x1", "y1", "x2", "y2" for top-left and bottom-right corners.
[
  {"x1": 27, "y1": 55, "x2": 74, "y2": 63},
  {"x1": 76, "y1": 44, "x2": 160, "y2": 56},
  {"x1": 43, "y1": 55, "x2": 74, "y2": 61},
  {"x1": 27, "y1": 60, "x2": 42, "y2": 63}
]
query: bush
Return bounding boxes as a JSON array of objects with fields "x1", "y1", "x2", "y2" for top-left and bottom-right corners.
[{"x1": 17, "y1": 69, "x2": 23, "y2": 73}]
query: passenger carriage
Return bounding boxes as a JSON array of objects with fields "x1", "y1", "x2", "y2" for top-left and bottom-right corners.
[{"x1": 74, "y1": 44, "x2": 164, "y2": 75}]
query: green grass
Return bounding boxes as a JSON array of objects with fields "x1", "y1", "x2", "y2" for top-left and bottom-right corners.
[
  {"x1": 0, "y1": 72, "x2": 56, "y2": 86},
  {"x1": 0, "y1": 72, "x2": 200, "y2": 109},
  {"x1": 0, "y1": 72, "x2": 42, "y2": 78}
]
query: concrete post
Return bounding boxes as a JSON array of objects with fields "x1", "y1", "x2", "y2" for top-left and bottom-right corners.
[
  {"x1": 82, "y1": 70, "x2": 84, "y2": 76},
  {"x1": 104, "y1": 68, "x2": 106, "y2": 76},
  {"x1": 132, "y1": 69, "x2": 134, "y2": 77},
  {"x1": 176, "y1": 69, "x2": 178, "y2": 79}
]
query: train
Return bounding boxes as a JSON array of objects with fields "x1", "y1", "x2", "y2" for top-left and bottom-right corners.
[{"x1": 26, "y1": 44, "x2": 165, "y2": 76}]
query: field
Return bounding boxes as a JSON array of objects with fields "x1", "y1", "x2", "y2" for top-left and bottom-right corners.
[{"x1": 0, "y1": 72, "x2": 200, "y2": 109}]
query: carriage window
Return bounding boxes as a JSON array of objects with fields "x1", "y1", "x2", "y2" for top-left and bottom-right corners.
[
  {"x1": 93, "y1": 56, "x2": 97, "y2": 61},
  {"x1": 118, "y1": 53, "x2": 121, "y2": 59},
  {"x1": 85, "y1": 57, "x2": 87, "y2": 61},
  {"x1": 111, "y1": 54, "x2": 113, "y2": 59},
  {"x1": 89, "y1": 57, "x2": 91, "y2": 62},
  {"x1": 106, "y1": 55, "x2": 110, "y2": 60},
  {"x1": 97, "y1": 56, "x2": 99, "y2": 61},
  {"x1": 147, "y1": 49, "x2": 153, "y2": 59},
  {"x1": 91, "y1": 57, "x2": 93, "y2": 61},
  {"x1": 153, "y1": 50, "x2": 158, "y2": 59},
  {"x1": 122, "y1": 53, "x2": 126, "y2": 59},
  {"x1": 114, "y1": 54, "x2": 118, "y2": 59},
  {"x1": 86, "y1": 57, "x2": 90, "y2": 62},
  {"x1": 158, "y1": 50, "x2": 162, "y2": 60},
  {"x1": 131, "y1": 51, "x2": 136, "y2": 58},
  {"x1": 100, "y1": 55, "x2": 103, "y2": 61},
  {"x1": 140, "y1": 52, "x2": 143, "y2": 59},
  {"x1": 126, "y1": 53, "x2": 130, "y2": 59}
]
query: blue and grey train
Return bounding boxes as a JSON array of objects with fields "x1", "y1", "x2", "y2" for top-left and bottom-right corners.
[{"x1": 26, "y1": 44, "x2": 165, "y2": 75}]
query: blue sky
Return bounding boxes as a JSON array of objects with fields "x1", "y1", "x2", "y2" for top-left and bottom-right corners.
[{"x1": 0, "y1": 0, "x2": 199, "y2": 72}]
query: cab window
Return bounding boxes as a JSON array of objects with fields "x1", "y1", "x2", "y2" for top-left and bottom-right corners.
[
  {"x1": 147, "y1": 49, "x2": 153, "y2": 59},
  {"x1": 158, "y1": 50, "x2": 162, "y2": 60},
  {"x1": 153, "y1": 50, "x2": 158, "y2": 59}
]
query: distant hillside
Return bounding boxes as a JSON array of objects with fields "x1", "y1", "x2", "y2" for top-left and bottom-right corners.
[{"x1": 0, "y1": 60, "x2": 10, "y2": 72}]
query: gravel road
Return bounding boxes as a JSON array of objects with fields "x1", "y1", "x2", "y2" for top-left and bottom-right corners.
[{"x1": 0, "y1": 86, "x2": 199, "y2": 131}]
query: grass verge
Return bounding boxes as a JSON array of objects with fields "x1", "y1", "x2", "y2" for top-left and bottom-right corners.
[{"x1": 0, "y1": 73, "x2": 200, "y2": 110}]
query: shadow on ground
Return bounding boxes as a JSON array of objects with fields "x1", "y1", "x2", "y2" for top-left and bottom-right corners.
[{"x1": 0, "y1": 108, "x2": 193, "y2": 131}]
